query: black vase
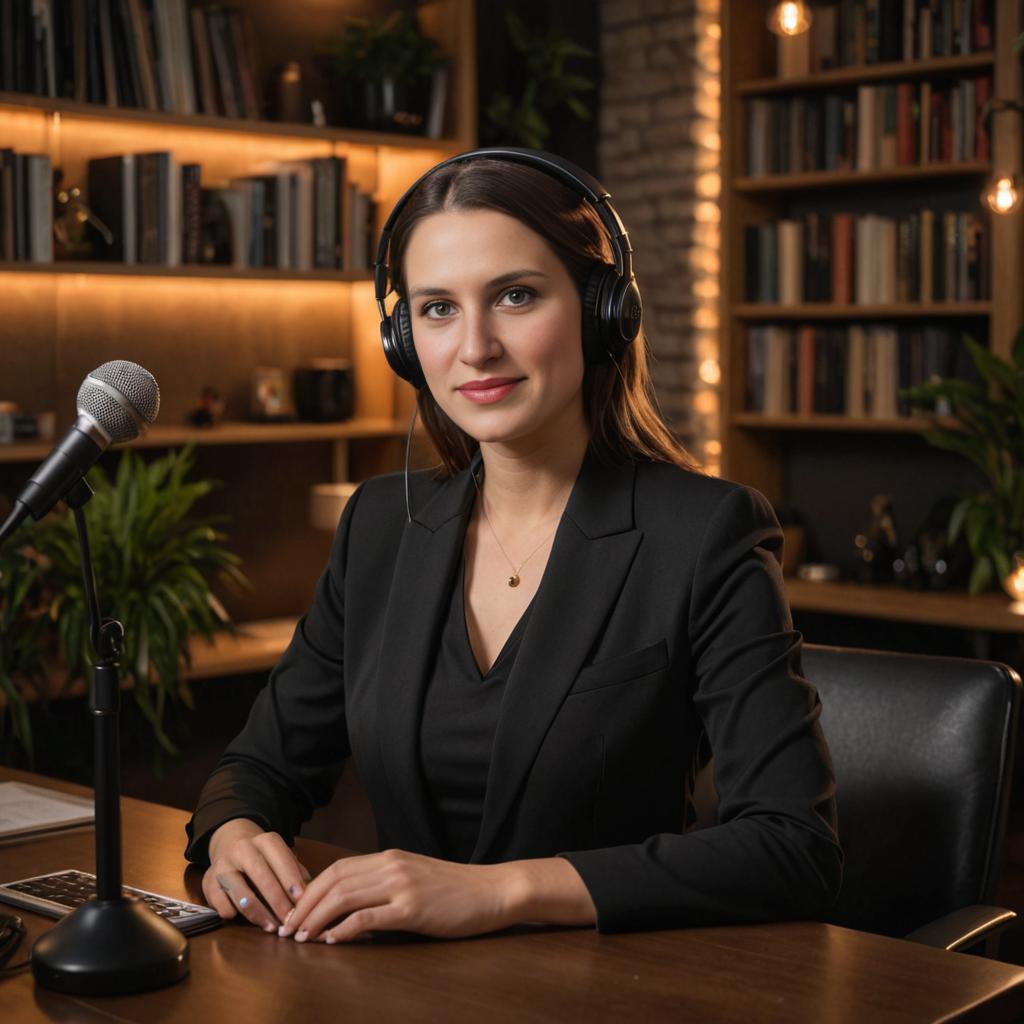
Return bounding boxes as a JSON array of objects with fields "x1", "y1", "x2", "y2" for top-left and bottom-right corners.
[
  {"x1": 339, "y1": 76, "x2": 430, "y2": 134},
  {"x1": 293, "y1": 362, "x2": 354, "y2": 422}
]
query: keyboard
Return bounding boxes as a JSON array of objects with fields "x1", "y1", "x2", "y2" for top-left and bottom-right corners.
[{"x1": 0, "y1": 869, "x2": 221, "y2": 936}]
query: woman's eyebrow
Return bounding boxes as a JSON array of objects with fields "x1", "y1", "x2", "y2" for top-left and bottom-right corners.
[{"x1": 408, "y1": 269, "x2": 548, "y2": 300}]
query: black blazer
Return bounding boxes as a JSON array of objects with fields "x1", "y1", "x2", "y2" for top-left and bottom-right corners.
[{"x1": 186, "y1": 445, "x2": 842, "y2": 933}]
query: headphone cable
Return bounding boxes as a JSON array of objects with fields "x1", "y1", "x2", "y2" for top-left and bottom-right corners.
[{"x1": 404, "y1": 402, "x2": 419, "y2": 524}]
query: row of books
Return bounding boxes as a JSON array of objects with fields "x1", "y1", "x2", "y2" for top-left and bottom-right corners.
[
  {"x1": 744, "y1": 209, "x2": 990, "y2": 305},
  {"x1": 0, "y1": 149, "x2": 53, "y2": 262},
  {"x1": 746, "y1": 76, "x2": 990, "y2": 176},
  {"x1": 745, "y1": 323, "x2": 977, "y2": 418},
  {"x1": 0, "y1": 0, "x2": 262, "y2": 118},
  {"x1": 778, "y1": 0, "x2": 993, "y2": 77},
  {"x1": 85, "y1": 152, "x2": 378, "y2": 270}
]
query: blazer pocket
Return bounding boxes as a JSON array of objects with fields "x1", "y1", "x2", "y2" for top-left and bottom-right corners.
[{"x1": 569, "y1": 640, "x2": 669, "y2": 695}]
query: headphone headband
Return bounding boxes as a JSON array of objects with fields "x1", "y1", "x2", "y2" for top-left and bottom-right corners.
[{"x1": 373, "y1": 146, "x2": 635, "y2": 307}]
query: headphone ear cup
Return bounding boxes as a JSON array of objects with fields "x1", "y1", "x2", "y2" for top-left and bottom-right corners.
[
  {"x1": 580, "y1": 264, "x2": 617, "y2": 364},
  {"x1": 609, "y1": 276, "x2": 644, "y2": 356},
  {"x1": 381, "y1": 298, "x2": 425, "y2": 388}
]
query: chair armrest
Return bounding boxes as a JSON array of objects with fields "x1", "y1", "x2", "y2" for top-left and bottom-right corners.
[{"x1": 904, "y1": 905, "x2": 1017, "y2": 954}]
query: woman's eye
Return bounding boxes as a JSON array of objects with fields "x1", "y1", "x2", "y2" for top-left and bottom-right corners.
[
  {"x1": 422, "y1": 301, "x2": 454, "y2": 319},
  {"x1": 500, "y1": 287, "x2": 535, "y2": 307}
]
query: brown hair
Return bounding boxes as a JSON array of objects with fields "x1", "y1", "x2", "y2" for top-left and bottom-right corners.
[{"x1": 384, "y1": 157, "x2": 701, "y2": 477}]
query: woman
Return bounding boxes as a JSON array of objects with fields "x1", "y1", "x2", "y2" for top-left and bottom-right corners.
[{"x1": 185, "y1": 149, "x2": 842, "y2": 944}]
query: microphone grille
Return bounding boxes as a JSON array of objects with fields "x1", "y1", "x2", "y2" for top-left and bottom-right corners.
[{"x1": 78, "y1": 361, "x2": 161, "y2": 443}]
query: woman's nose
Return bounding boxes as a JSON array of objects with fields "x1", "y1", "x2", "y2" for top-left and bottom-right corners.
[{"x1": 456, "y1": 309, "x2": 503, "y2": 366}]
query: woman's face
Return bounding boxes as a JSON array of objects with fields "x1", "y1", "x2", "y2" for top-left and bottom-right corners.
[{"x1": 402, "y1": 208, "x2": 586, "y2": 451}]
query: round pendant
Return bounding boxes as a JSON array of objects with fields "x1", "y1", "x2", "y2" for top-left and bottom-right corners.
[{"x1": 507, "y1": 574, "x2": 520, "y2": 588}]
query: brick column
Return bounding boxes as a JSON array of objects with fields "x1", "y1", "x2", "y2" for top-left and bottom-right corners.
[{"x1": 598, "y1": 0, "x2": 721, "y2": 473}]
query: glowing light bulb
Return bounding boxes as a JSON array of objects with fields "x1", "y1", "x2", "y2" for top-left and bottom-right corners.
[
  {"x1": 767, "y1": 1, "x2": 812, "y2": 36},
  {"x1": 984, "y1": 176, "x2": 1020, "y2": 215}
]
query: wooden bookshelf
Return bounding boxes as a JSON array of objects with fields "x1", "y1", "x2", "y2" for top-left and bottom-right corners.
[
  {"x1": 0, "y1": 0, "x2": 475, "y2": 629},
  {"x1": 0, "y1": 91, "x2": 467, "y2": 150},
  {"x1": 0, "y1": 418, "x2": 407, "y2": 463},
  {"x1": 730, "y1": 412, "x2": 935, "y2": 433},
  {"x1": 735, "y1": 161, "x2": 992, "y2": 191},
  {"x1": 0, "y1": 261, "x2": 374, "y2": 282},
  {"x1": 185, "y1": 617, "x2": 297, "y2": 681},
  {"x1": 720, "y1": 1, "x2": 1023, "y2": 618},
  {"x1": 735, "y1": 51, "x2": 995, "y2": 95},
  {"x1": 0, "y1": 617, "x2": 299, "y2": 708},
  {"x1": 733, "y1": 301, "x2": 992, "y2": 319},
  {"x1": 784, "y1": 578, "x2": 1024, "y2": 634}
]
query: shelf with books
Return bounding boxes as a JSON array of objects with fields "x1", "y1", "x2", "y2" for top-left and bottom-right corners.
[
  {"x1": 720, "y1": 0, "x2": 1022, "y2": 609},
  {"x1": 735, "y1": 162, "x2": 991, "y2": 192},
  {"x1": 733, "y1": 301, "x2": 992, "y2": 319},
  {"x1": 735, "y1": 52, "x2": 995, "y2": 96},
  {"x1": 0, "y1": 261, "x2": 374, "y2": 283},
  {"x1": 0, "y1": 0, "x2": 476, "y2": 631}
]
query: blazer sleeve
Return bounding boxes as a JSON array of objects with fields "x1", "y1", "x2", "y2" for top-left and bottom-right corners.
[
  {"x1": 560, "y1": 484, "x2": 843, "y2": 932},
  {"x1": 183, "y1": 483, "x2": 363, "y2": 865}
]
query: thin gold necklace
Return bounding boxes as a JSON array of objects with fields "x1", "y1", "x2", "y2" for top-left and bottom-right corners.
[{"x1": 472, "y1": 471, "x2": 560, "y2": 588}]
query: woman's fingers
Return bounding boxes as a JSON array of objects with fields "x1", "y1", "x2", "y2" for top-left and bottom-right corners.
[
  {"x1": 253, "y1": 832, "x2": 310, "y2": 907},
  {"x1": 212, "y1": 868, "x2": 278, "y2": 932},
  {"x1": 201, "y1": 867, "x2": 236, "y2": 920},
  {"x1": 323, "y1": 905, "x2": 395, "y2": 944},
  {"x1": 290, "y1": 885, "x2": 391, "y2": 943},
  {"x1": 282, "y1": 854, "x2": 385, "y2": 936},
  {"x1": 235, "y1": 838, "x2": 303, "y2": 924}
]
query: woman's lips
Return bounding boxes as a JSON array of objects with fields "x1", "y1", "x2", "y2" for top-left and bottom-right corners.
[{"x1": 456, "y1": 379, "x2": 523, "y2": 404}]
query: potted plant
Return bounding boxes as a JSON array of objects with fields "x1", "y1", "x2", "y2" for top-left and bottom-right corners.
[
  {"x1": 482, "y1": 11, "x2": 595, "y2": 149},
  {"x1": 0, "y1": 524, "x2": 53, "y2": 763},
  {"x1": 0, "y1": 445, "x2": 246, "y2": 762},
  {"x1": 324, "y1": 10, "x2": 450, "y2": 134},
  {"x1": 902, "y1": 328, "x2": 1024, "y2": 594}
]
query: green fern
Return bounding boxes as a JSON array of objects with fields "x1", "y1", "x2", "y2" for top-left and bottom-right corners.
[
  {"x1": 902, "y1": 329, "x2": 1024, "y2": 594},
  {"x1": 0, "y1": 444, "x2": 246, "y2": 759}
]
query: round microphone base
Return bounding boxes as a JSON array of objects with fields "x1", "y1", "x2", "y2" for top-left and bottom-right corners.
[{"x1": 31, "y1": 898, "x2": 189, "y2": 995}]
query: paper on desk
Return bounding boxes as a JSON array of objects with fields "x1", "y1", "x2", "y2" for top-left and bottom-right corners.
[{"x1": 0, "y1": 782, "x2": 94, "y2": 840}]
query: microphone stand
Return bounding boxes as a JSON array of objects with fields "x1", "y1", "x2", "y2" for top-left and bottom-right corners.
[{"x1": 30, "y1": 477, "x2": 188, "y2": 995}]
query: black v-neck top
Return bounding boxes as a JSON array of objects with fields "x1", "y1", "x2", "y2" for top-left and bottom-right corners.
[{"x1": 419, "y1": 556, "x2": 534, "y2": 862}]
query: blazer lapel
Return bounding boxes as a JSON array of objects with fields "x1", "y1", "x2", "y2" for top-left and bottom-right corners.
[
  {"x1": 472, "y1": 447, "x2": 642, "y2": 861},
  {"x1": 372, "y1": 457, "x2": 479, "y2": 858}
]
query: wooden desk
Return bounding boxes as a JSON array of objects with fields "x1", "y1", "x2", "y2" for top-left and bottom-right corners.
[{"x1": 3, "y1": 768, "x2": 1024, "y2": 1023}]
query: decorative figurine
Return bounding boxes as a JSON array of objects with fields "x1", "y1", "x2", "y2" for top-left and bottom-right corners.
[{"x1": 854, "y1": 494, "x2": 900, "y2": 585}]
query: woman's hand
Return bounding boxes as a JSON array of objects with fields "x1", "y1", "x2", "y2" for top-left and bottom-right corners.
[
  {"x1": 279, "y1": 849, "x2": 596, "y2": 944},
  {"x1": 202, "y1": 818, "x2": 312, "y2": 933}
]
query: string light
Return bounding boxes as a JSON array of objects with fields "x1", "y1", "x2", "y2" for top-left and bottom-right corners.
[
  {"x1": 766, "y1": 1, "x2": 812, "y2": 36},
  {"x1": 984, "y1": 175, "x2": 1020, "y2": 215},
  {"x1": 980, "y1": 98, "x2": 1023, "y2": 215}
]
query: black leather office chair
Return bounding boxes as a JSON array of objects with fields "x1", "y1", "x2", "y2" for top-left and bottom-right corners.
[{"x1": 806, "y1": 643, "x2": 1021, "y2": 954}]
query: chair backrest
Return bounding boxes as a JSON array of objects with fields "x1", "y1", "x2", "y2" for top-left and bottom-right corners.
[{"x1": 802, "y1": 643, "x2": 1021, "y2": 938}]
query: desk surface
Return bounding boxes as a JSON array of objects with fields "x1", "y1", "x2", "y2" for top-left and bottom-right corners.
[{"x1": 3, "y1": 767, "x2": 1024, "y2": 1023}]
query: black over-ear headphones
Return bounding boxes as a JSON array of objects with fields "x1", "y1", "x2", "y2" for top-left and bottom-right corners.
[{"x1": 374, "y1": 147, "x2": 644, "y2": 390}]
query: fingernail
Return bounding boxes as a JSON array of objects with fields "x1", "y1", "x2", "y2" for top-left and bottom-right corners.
[
  {"x1": 295, "y1": 930, "x2": 308, "y2": 943},
  {"x1": 289, "y1": 885, "x2": 303, "y2": 898},
  {"x1": 278, "y1": 925, "x2": 293, "y2": 938},
  {"x1": 325, "y1": 935, "x2": 336, "y2": 945},
  {"x1": 239, "y1": 896, "x2": 249, "y2": 908},
  {"x1": 263, "y1": 922, "x2": 276, "y2": 933}
]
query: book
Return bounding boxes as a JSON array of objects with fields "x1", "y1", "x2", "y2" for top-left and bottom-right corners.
[
  {"x1": 0, "y1": 781, "x2": 93, "y2": 843},
  {"x1": 88, "y1": 153, "x2": 136, "y2": 261},
  {"x1": 26, "y1": 153, "x2": 53, "y2": 262}
]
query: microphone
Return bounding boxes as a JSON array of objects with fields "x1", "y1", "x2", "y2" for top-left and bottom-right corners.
[{"x1": 0, "y1": 361, "x2": 160, "y2": 547}]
